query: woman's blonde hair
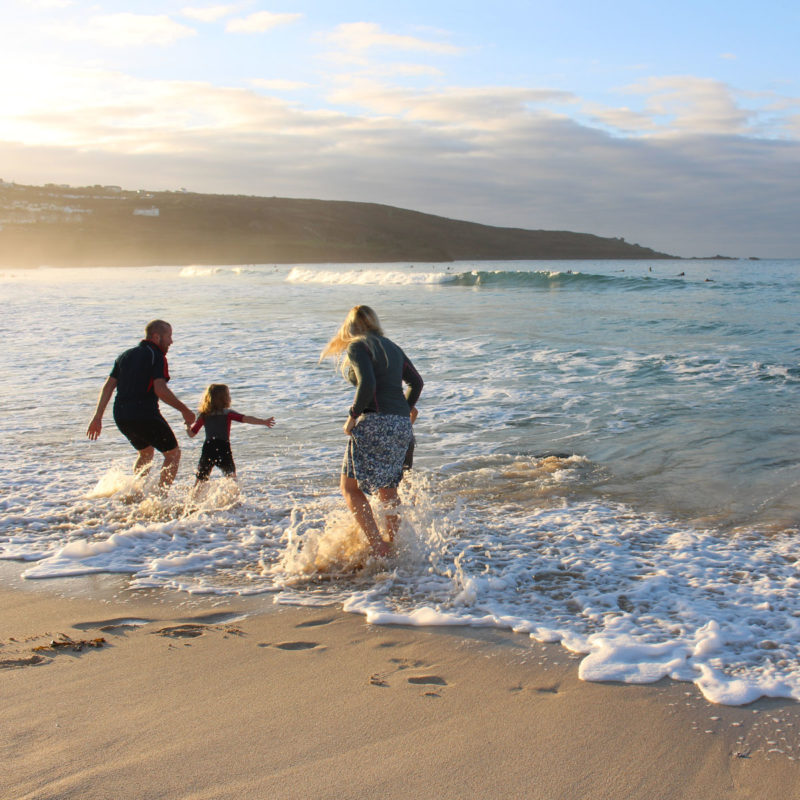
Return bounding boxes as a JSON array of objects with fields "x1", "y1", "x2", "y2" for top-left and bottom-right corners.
[
  {"x1": 198, "y1": 383, "x2": 231, "y2": 415},
  {"x1": 320, "y1": 305, "x2": 386, "y2": 374}
]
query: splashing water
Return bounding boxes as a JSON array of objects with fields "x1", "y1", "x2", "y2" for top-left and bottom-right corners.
[{"x1": 2, "y1": 259, "x2": 800, "y2": 704}]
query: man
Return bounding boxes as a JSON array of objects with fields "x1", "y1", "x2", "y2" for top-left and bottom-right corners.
[{"x1": 87, "y1": 319, "x2": 195, "y2": 490}]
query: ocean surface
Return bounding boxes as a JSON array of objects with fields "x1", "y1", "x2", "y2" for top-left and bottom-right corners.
[{"x1": 1, "y1": 258, "x2": 799, "y2": 705}]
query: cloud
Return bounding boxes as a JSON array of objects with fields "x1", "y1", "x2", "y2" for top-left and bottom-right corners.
[
  {"x1": 181, "y1": 5, "x2": 241, "y2": 23},
  {"x1": 582, "y1": 103, "x2": 657, "y2": 134},
  {"x1": 370, "y1": 63, "x2": 444, "y2": 78},
  {"x1": 226, "y1": 11, "x2": 303, "y2": 33},
  {"x1": 2, "y1": 65, "x2": 799, "y2": 257},
  {"x1": 623, "y1": 76, "x2": 752, "y2": 135},
  {"x1": 326, "y1": 80, "x2": 574, "y2": 124},
  {"x1": 323, "y1": 22, "x2": 463, "y2": 64},
  {"x1": 251, "y1": 79, "x2": 312, "y2": 91},
  {"x1": 59, "y1": 13, "x2": 196, "y2": 47}
]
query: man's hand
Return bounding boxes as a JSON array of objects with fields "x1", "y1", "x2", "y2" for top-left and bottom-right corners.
[
  {"x1": 87, "y1": 417, "x2": 102, "y2": 440},
  {"x1": 87, "y1": 376, "x2": 116, "y2": 441}
]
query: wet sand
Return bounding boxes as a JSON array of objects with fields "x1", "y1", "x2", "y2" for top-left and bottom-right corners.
[{"x1": 2, "y1": 570, "x2": 800, "y2": 800}]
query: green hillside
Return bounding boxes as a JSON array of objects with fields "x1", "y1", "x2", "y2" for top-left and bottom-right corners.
[{"x1": 0, "y1": 182, "x2": 674, "y2": 266}]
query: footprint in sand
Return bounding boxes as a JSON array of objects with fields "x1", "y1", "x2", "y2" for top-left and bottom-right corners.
[
  {"x1": 295, "y1": 617, "x2": 337, "y2": 628},
  {"x1": 176, "y1": 612, "x2": 249, "y2": 626},
  {"x1": 73, "y1": 618, "x2": 152, "y2": 634},
  {"x1": 257, "y1": 640, "x2": 324, "y2": 651},
  {"x1": 508, "y1": 683, "x2": 560, "y2": 694},
  {"x1": 407, "y1": 675, "x2": 448, "y2": 686},
  {"x1": 156, "y1": 624, "x2": 207, "y2": 639},
  {"x1": 389, "y1": 657, "x2": 426, "y2": 670},
  {"x1": 367, "y1": 658, "x2": 448, "y2": 692},
  {"x1": 406, "y1": 675, "x2": 447, "y2": 698},
  {"x1": 0, "y1": 654, "x2": 47, "y2": 669}
]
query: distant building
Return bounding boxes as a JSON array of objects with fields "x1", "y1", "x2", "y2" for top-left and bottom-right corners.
[{"x1": 133, "y1": 207, "x2": 160, "y2": 217}]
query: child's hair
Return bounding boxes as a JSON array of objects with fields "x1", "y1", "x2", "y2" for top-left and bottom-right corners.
[{"x1": 198, "y1": 383, "x2": 231, "y2": 415}]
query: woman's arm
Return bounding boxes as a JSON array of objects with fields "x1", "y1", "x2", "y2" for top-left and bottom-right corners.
[{"x1": 402, "y1": 356, "x2": 424, "y2": 408}]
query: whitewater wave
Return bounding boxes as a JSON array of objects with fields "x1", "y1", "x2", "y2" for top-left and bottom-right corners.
[
  {"x1": 179, "y1": 265, "x2": 265, "y2": 277},
  {"x1": 285, "y1": 266, "x2": 690, "y2": 290},
  {"x1": 286, "y1": 267, "x2": 453, "y2": 286}
]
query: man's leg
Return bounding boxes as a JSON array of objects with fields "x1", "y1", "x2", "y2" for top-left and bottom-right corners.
[
  {"x1": 159, "y1": 447, "x2": 181, "y2": 489},
  {"x1": 134, "y1": 446, "x2": 155, "y2": 477}
]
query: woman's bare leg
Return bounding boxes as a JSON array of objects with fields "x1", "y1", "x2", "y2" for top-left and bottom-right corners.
[
  {"x1": 377, "y1": 487, "x2": 401, "y2": 542},
  {"x1": 340, "y1": 474, "x2": 391, "y2": 556}
]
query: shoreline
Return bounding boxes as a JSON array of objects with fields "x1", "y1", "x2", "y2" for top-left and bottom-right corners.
[
  {"x1": 3, "y1": 564, "x2": 800, "y2": 799},
  {"x1": 2, "y1": 255, "x2": 693, "y2": 270}
]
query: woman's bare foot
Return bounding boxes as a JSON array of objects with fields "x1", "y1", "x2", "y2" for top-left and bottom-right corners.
[{"x1": 371, "y1": 539, "x2": 394, "y2": 559}]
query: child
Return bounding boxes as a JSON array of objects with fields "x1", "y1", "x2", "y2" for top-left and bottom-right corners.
[{"x1": 187, "y1": 383, "x2": 275, "y2": 483}]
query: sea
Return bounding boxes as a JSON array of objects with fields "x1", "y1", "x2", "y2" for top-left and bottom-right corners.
[{"x1": 1, "y1": 258, "x2": 799, "y2": 706}]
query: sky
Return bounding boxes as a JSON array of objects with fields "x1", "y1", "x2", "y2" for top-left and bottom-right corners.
[{"x1": 2, "y1": 1, "x2": 799, "y2": 257}]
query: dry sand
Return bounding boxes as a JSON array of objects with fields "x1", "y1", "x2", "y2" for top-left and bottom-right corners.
[{"x1": 2, "y1": 569, "x2": 800, "y2": 800}]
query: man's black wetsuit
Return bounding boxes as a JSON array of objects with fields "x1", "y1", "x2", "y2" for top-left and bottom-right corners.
[{"x1": 110, "y1": 340, "x2": 177, "y2": 452}]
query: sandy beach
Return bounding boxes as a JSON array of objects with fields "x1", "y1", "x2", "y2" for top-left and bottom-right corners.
[{"x1": 2, "y1": 567, "x2": 799, "y2": 800}]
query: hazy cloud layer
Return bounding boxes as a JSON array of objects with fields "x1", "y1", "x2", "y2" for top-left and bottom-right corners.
[
  {"x1": 226, "y1": 11, "x2": 303, "y2": 34},
  {"x1": 2, "y1": 7, "x2": 799, "y2": 257},
  {"x1": 323, "y1": 22, "x2": 464, "y2": 59},
  {"x1": 59, "y1": 13, "x2": 197, "y2": 47},
  {"x1": 181, "y1": 5, "x2": 242, "y2": 23}
]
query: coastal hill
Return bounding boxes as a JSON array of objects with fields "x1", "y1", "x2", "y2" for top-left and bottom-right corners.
[{"x1": 0, "y1": 181, "x2": 673, "y2": 266}]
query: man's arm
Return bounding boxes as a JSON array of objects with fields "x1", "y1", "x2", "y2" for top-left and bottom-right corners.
[
  {"x1": 87, "y1": 377, "x2": 118, "y2": 440},
  {"x1": 153, "y1": 378, "x2": 196, "y2": 426}
]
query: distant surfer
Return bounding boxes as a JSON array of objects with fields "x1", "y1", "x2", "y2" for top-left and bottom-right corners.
[
  {"x1": 320, "y1": 306, "x2": 423, "y2": 558},
  {"x1": 87, "y1": 319, "x2": 195, "y2": 491}
]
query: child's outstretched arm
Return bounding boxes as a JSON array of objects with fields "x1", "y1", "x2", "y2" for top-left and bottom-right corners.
[
  {"x1": 241, "y1": 415, "x2": 275, "y2": 428},
  {"x1": 186, "y1": 416, "x2": 204, "y2": 438}
]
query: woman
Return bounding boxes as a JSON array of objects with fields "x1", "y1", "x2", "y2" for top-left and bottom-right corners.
[{"x1": 321, "y1": 306, "x2": 423, "y2": 558}]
